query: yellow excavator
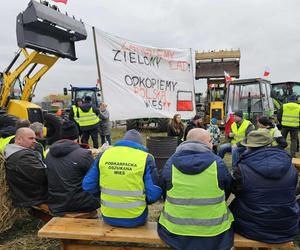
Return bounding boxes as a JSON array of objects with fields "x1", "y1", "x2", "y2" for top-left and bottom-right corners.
[{"x1": 0, "y1": 0, "x2": 87, "y2": 144}]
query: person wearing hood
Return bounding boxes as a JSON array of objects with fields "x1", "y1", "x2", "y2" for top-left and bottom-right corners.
[
  {"x1": 158, "y1": 128, "x2": 234, "y2": 250},
  {"x1": 230, "y1": 130, "x2": 299, "y2": 244},
  {"x1": 257, "y1": 116, "x2": 287, "y2": 149},
  {"x1": 45, "y1": 120, "x2": 100, "y2": 216},
  {"x1": 4, "y1": 127, "x2": 48, "y2": 207},
  {"x1": 83, "y1": 129, "x2": 162, "y2": 227},
  {"x1": 78, "y1": 96, "x2": 101, "y2": 148}
]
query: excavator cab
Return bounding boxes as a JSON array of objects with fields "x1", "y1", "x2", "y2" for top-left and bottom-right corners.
[{"x1": 0, "y1": 0, "x2": 87, "y2": 144}]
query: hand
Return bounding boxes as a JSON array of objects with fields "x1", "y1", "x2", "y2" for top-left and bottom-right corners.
[
  {"x1": 229, "y1": 132, "x2": 234, "y2": 138},
  {"x1": 232, "y1": 143, "x2": 237, "y2": 148}
]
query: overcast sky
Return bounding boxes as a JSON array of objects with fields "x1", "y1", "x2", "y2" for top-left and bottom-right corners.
[{"x1": 0, "y1": 0, "x2": 299, "y2": 101}]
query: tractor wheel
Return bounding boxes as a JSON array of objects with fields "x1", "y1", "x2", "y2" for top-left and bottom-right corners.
[
  {"x1": 44, "y1": 113, "x2": 62, "y2": 145},
  {"x1": 126, "y1": 119, "x2": 138, "y2": 131},
  {"x1": 157, "y1": 118, "x2": 169, "y2": 132}
]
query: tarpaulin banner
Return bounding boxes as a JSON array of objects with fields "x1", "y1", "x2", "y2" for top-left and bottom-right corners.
[{"x1": 95, "y1": 28, "x2": 196, "y2": 121}]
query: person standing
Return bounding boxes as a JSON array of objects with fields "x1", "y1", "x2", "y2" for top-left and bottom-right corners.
[
  {"x1": 277, "y1": 95, "x2": 300, "y2": 157},
  {"x1": 99, "y1": 102, "x2": 112, "y2": 145},
  {"x1": 230, "y1": 130, "x2": 299, "y2": 243},
  {"x1": 167, "y1": 114, "x2": 185, "y2": 145},
  {"x1": 218, "y1": 111, "x2": 254, "y2": 168},
  {"x1": 78, "y1": 96, "x2": 100, "y2": 148},
  {"x1": 69, "y1": 98, "x2": 83, "y2": 137},
  {"x1": 158, "y1": 128, "x2": 233, "y2": 250}
]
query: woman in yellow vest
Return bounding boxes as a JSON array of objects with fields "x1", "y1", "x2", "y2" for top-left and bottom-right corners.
[
  {"x1": 158, "y1": 128, "x2": 233, "y2": 250},
  {"x1": 257, "y1": 116, "x2": 287, "y2": 149},
  {"x1": 218, "y1": 110, "x2": 254, "y2": 168}
]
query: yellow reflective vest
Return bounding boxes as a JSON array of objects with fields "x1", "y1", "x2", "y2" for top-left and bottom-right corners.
[
  {"x1": 159, "y1": 161, "x2": 233, "y2": 236},
  {"x1": 282, "y1": 102, "x2": 300, "y2": 128},
  {"x1": 258, "y1": 128, "x2": 278, "y2": 147},
  {"x1": 0, "y1": 135, "x2": 15, "y2": 152},
  {"x1": 71, "y1": 105, "x2": 80, "y2": 123},
  {"x1": 231, "y1": 119, "x2": 251, "y2": 144},
  {"x1": 99, "y1": 146, "x2": 148, "y2": 218},
  {"x1": 77, "y1": 107, "x2": 100, "y2": 128}
]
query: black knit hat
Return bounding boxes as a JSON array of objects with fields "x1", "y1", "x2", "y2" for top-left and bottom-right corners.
[
  {"x1": 258, "y1": 116, "x2": 272, "y2": 127},
  {"x1": 61, "y1": 120, "x2": 79, "y2": 140},
  {"x1": 234, "y1": 110, "x2": 244, "y2": 118}
]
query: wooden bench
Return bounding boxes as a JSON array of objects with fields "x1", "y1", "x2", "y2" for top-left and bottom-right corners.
[
  {"x1": 38, "y1": 217, "x2": 294, "y2": 250},
  {"x1": 292, "y1": 157, "x2": 300, "y2": 174}
]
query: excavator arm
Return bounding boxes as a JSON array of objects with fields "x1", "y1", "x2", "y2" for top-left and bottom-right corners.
[{"x1": 0, "y1": 49, "x2": 58, "y2": 108}]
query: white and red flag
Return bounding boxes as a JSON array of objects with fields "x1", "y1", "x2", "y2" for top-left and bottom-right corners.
[
  {"x1": 51, "y1": 0, "x2": 68, "y2": 4},
  {"x1": 224, "y1": 71, "x2": 232, "y2": 87},
  {"x1": 263, "y1": 67, "x2": 270, "y2": 77}
]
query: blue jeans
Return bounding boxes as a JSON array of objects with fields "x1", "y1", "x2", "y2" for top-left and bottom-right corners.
[{"x1": 218, "y1": 143, "x2": 246, "y2": 168}]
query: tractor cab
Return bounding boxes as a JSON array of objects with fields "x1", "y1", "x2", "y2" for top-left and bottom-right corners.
[
  {"x1": 225, "y1": 78, "x2": 274, "y2": 123},
  {"x1": 64, "y1": 86, "x2": 101, "y2": 107},
  {"x1": 271, "y1": 82, "x2": 300, "y2": 109}
]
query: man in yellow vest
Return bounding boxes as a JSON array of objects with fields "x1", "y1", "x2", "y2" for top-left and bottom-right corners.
[
  {"x1": 83, "y1": 129, "x2": 162, "y2": 227},
  {"x1": 277, "y1": 95, "x2": 300, "y2": 157},
  {"x1": 69, "y1": 98, "x2": 82, "y2": 135},
  {"x1": 78, "y1": 96, "x2": 101, "y2": 148},
  {"x1": 0, "y1": 126, "x2": 16, "y2": 152},
  {"x1": 257, "y1": 116, "x2": 287, "y2": 149},
  {"x1": 158, "y1": 128, "x2": 233, "y2": 250},
  {"x1": 218, "y1": 110, "x2": 254, "y2": 168}
]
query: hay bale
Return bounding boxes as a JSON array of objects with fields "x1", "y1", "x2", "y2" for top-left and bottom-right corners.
[{"x1": 0, "y1": 151, "x2": 26, "y2": 233}]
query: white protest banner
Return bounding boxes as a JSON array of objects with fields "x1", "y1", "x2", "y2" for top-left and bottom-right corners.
[{"x1": 95, "y1": 28, "x2": 196, "y2": 121}]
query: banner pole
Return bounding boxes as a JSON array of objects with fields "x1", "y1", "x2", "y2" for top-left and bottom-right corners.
[{"x1": 92, "y1": 26, "x2": 104, "y2": 102}]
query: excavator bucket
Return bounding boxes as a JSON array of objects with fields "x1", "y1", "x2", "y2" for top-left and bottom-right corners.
[{"x1": 16, "y1": 0, "x2": 87, "y2": 60}]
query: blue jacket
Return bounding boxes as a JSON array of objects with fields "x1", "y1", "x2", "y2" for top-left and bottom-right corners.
[
  {"x1": 230, "y1": 147, "x2": 299, "y2": 243},
  {"x1": 83, "y1": 139, "x2": 162, "y2": 227},
  {"x1": 158, "y1": 141, "x2": 233, "y2": 250}
]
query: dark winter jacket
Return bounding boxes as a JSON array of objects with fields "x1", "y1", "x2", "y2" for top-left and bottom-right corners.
[
  {"x1": 4, "y1": 144, "x2": 48, "y2": 207},
  {"x1": 79, "y1": 102, "x2": 100, "y2": 131},
  {"x1": 167, "y1": 123, "x2": 184, "y2": 145},
  {"x1": 45, "y1": 139, "x2": 100, "y2": 216},
  {"x1": 158, "y1": 141, "x2": 233, "y2": 250},
  {"x1": 183, "y1": 121, "x2": 205, "y2": 141},
  {"x1": 230, "y1": 147, "x2": 299, "y2": 243},
  {"x1": 83, "y1": 139, "x2": 162, "y2": 227}
]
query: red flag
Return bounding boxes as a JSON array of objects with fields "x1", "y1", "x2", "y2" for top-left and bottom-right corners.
[
  {"x1": 263, "y1": 67, "x2": 270, "y2": 77},
  {"x1": 51, "y1": 0, "x2": 68, "y2": 4},
  {"x1": 224, "y1": 71, "x2": 232, "y2": 87}
]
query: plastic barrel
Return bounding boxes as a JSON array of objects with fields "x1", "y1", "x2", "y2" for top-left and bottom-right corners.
[{"x1": 146, "y1": 136, "x2": 178, "y2": 171}]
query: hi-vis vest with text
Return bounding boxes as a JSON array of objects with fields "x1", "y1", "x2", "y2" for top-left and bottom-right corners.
[
  {"x1": 72, "y1": 105, "x2": 80, "y2": 123},
  {"x1": 231, "y1": 119, "x2": 251, "y2": 144},
  {"x1": 159, "y1": 162, "x2": 233, "y2": 236},
  {"x1": 0, "y1": 135, "x2": 15, "y2": 152},
  {"x1": 282, "y1": 102, "x2": 300, "y2": 128},
  {"x1": 99, "y1": 146, "x2": 148, "y2": 218},
  {"x1": 77, "y1": 107, "x2": 100, "y2": 128},
  {"x1": 258, "y1": 128, "x2": 278, "y2": 147}
]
